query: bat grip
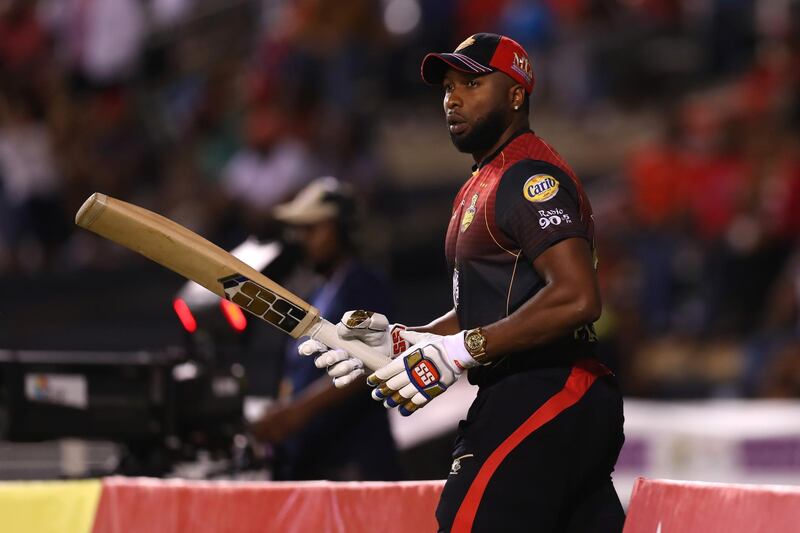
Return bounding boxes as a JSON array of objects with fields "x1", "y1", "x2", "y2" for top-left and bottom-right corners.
[{"x1": 307, "y1": 318, "x2": 391, "y2": 372}]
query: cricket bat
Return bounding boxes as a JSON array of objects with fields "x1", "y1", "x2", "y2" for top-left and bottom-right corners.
[{"x1": 75, "y1": 193, "x2": 390, "y2": 371}]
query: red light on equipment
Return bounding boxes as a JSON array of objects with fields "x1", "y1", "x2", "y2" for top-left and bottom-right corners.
[
  {"x1": 220, "y1": 299, "x2": 247, "y2": 332},
  {"x1": 173, "y1": 298, "x2": 197, "y2": 333}
]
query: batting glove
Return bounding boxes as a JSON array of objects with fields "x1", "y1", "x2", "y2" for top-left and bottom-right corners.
[
  {"x1": 336, "y1": 310, "x2": 407, "y2": 355},
  {"x1": 297, "y1": 339, "x2": 363, "y2": 388},
  {"x1": 297, "y1": 310, "x2": 407, "y2": 388},
  {"x1": 367, "y1": 330, "x2": 479, "y2": 416}
]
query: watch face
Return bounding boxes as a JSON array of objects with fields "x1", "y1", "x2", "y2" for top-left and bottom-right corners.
[{"x1": 466, "y1": 331, "x2": 485, "y2": 353}]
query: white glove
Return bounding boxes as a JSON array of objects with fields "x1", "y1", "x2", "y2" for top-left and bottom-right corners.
[
  {"x1": 367, "y1": 330, "x2": 479, "y2": 416},
  {"x1": 336, "y1": 310, "x2": 407, "y2": 355},
  {"x1": 297, "y1": 310, "x2": 407, "y2": 388},
  {"x1": 297, "y1": 339, "x2": 363, "y2": 388}
]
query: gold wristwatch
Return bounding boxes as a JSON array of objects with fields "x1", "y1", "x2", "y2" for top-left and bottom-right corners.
[{"x1": 464, "y1": 327, "x2": 489, "y2": 365}]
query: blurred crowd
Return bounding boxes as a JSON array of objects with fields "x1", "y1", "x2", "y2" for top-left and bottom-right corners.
[{"x1": 1, "y1": 0, "x2": 799, "y2": 400}]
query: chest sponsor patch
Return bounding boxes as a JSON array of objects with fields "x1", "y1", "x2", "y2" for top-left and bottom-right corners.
[
  {"x1": 523, "y1": 174, "x2": 559, "y2": 203},
  {"x1": 460, "y1": 193, "x2": 479, "y2": 233}
]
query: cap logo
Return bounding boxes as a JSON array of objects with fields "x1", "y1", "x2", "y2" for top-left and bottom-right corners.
[
  {"x1": 455, "y1": 36, "x2": 476, "y2": 52},
  {"x1": 512, "y1": 52, "x2": 532, "y2": 83}
]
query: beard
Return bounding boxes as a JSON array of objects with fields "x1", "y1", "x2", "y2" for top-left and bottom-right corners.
[{"x1": 449, "y1": 107, "x2": 508, "y2": 155}]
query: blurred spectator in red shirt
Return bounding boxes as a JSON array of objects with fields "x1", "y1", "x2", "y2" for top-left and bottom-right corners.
[{"x1": 0, "y1": 1, "x2": 49, "y2": 85}]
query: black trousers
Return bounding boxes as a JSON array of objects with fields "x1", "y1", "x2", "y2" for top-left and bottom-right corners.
[{"x1": 436, "y1": 360, "x2": 625, "y2": 532}]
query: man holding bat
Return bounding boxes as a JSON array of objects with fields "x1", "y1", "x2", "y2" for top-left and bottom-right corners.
[{"x1": 302, "y1": 34, "x2": 626, "y2": 532}]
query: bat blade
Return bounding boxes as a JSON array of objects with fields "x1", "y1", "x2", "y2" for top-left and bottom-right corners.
[{"x1": 75, "y1": 193, "x2": 390, "y2": 371}]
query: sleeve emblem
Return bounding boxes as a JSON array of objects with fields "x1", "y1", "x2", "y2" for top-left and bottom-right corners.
[{"x1": 523, "y1": 174, "x2": 559, "y2": 203}]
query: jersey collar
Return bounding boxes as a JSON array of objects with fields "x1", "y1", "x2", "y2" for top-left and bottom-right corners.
[{"x1": 472, "y1": 127, "x2": 532, "y2": 172}]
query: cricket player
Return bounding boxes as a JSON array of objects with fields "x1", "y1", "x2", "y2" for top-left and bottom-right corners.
[{"x1": 300, "y1": 33, "x2": 625, "y2": 532}]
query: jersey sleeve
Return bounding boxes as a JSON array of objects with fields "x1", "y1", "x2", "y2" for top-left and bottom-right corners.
[{"x1": 496, "y1": 159, "x2": 590, "y2": 262}]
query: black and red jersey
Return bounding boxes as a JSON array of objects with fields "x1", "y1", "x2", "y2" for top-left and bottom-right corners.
[{"x1": 445, "y1": 128, "x2": 597, "y2": 384}]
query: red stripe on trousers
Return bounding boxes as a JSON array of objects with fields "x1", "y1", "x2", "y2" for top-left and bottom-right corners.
[{"x1": 451, "y1": 359, "x2": 611, "y2": 533}]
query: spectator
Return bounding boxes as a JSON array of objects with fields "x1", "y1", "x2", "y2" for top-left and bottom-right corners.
[
  {"x1": 218, "y1": 99, "x2": 318, "y2": 242},
  {"x1": 0, "y1": 89, "x2": 68, "y2": 273},
  {"x1": 251, "y1": 177, "x2": 401, "y2": 481},
  {"x1": 0, "y1": 1, "x2": 50, "y2": 88},
  {"x1": 38, "y1": 0, "x2": 146, "y2": 89}
]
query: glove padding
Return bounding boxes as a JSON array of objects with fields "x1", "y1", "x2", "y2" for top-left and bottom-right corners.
[
  {"x1": 297, "y1": 310, "x2": 406, "y2": 388},
  {"x1": 367, "y1": 330, "x2": 479, "y2": 416}
]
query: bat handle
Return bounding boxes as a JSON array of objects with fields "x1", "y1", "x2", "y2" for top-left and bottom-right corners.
[{"x1": 307, "y1": 318, "x2": 391, "y2": 372}]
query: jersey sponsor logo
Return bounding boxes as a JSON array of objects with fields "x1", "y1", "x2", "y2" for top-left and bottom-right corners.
[
  {"x1": 460, "y1": 193, "x2": 479, "y2": 233},
  {"x1": 219, "y1": 274, "x2": 307, "y2": 334},
  {"x1": 455, "y1": 35, "x2": 476, "y2": 52},
  {"x1": 523, "y1": 174, "x2": 559, "y2": 203},
  {"x1": 538, "y1": 207, "x2": 572, "y2": 228}
]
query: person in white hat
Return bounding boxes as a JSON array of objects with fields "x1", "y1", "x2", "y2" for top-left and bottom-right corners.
[{"x1": 250, "y1": 176, "x2": 401, "y2": 481}]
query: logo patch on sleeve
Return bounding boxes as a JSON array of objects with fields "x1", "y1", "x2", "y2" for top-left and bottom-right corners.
[{"x1": 523, "y1": 174, "x2": 559, "y2": 203}]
